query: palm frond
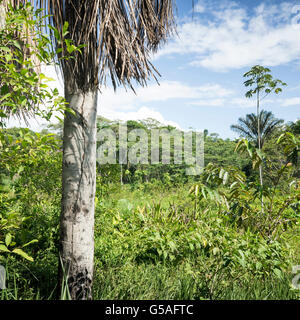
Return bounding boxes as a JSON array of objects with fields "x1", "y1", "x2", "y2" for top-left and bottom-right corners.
[
  {"x1": 231, "y1": 110, "x2": 284, "y2": 147},
  {"x1": 34, "y1": 0, "x2": 176, "y2": 93},
  {"x1": 230, "y1": 124, "x2": 254, "y2": 140}
]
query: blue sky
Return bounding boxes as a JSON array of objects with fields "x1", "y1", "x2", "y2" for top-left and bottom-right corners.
[{"x1": 8, "y1": 0, "x2": 300, "y2": 139}]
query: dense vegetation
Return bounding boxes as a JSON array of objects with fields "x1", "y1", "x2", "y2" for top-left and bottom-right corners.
[
  {"x1": 0, "y1": 1, "x2": 299, "y2": 301},
  {"x1": 0, "y1": 117, "x2": 299, "y2": 300}
]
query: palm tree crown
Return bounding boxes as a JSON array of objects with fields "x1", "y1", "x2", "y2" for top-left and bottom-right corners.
[
  {"x1": 231, "y1": 110, "x2": 284, "y2": 148},
  {"x1": 34, "y1": 0, "x2": 176, "y2": 93}
]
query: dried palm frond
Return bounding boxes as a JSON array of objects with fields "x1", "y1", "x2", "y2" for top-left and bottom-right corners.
[{"x1": 33, "y1": 0, "x2": 176, "y2": 93}]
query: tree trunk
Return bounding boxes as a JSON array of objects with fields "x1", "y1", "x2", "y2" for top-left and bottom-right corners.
[
  {"x1": 60, "y1": 88, "x2": 98, "y2": 300},
  {"x1": 257, "y1": 89, "x2": 264, "y2": 212},
  {"x1": 257, "y1": 91, "x2": 263, "y2": 183}
]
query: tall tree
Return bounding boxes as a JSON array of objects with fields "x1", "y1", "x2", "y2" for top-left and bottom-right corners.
[
  {"x1": 28, "y1": 0, "x2": 175, "y2": 300},
  {"x1": 231, "y1": 110, "x2": 284, "y2": 148},
  {"x1": 243, "y1": 65, "x2": 286, "y2": 190}
]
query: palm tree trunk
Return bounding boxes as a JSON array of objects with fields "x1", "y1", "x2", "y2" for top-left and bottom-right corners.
[{"x1": 60, "y1": 88, "x2": 98, "y2": 300}]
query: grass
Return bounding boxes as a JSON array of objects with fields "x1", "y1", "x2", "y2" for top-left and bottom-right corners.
[
  {"x1": 1, "y1": 182, "x2": 299, "y2": 300},
  {"x1": 93, "y1": 262, "x2": 299, "y2": 300},
  {"x1": 91, "y1": 183, "x2": 300, "y2": 300},
  {"x1": 286, "y1": 225, "x2": 300, "y2": 265}
]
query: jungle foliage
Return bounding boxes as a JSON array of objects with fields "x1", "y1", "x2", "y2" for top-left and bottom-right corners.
[
  {"x1": 0, "y1": 118, "x2": 299, "y2": 300},
  {"x1": 0, "y1": 1, "x2": 299, "y2": 301}
]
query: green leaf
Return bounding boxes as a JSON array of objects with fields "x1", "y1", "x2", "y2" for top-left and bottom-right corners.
[
  {"x1": 22, "y1": 239, "x2": 38, "y2": 248},
  {"x1": 66, "y1": 44, "x2": 77, "y2": 54},
  {"x1": 49, "y1": 25, "x2": 61, "y2": 41},
  {"x1": 275, "y1": 88, "x2": 282, "y2": 94},
  {"x1": 0, "y1": 244, "x2": 10, "y2": 253},
  {"x1": 273, "y1": 268, "x2": 282, "y2": 279},
  {"x1": 168, "y1": 241, "x2": 177, "y2": 251},
  {"x1": 13, "y1": 40, "x2": 22, "y2": 51},
  {"x1": 256, "y1": 262, "x2": 262, "y2": 270},
  {"x1": 0, "y1": 93, "x2": 11, "y2": 102},
  {"x1": 12, "y1": 248, "x2": 34, "y2": 262},
  {"x1": 256, "y1": 149, "x2": 264, "y2": 160},
  {"x1": 62, "y1": 21, "x2": 69, "y2": 37},
  {"x1": 0, "y1": 47, "x2": 11, "y2": 52},
  {"x1": 5, "y1": 233, "x2": 12, "y2": 247}
]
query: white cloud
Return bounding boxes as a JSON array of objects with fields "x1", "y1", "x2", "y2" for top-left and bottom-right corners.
[
  {"x1": 98, "y1": 81, "x2": 233, "y2": 125},
  {"x1": 230, "y1": 97, "x2": 256, "y2": 108},
  {"x1": 194, "y1": 3, "x2": 205, "y2": 13},
  {"x1": 156, "y1": 1, "x2": 300, "y2": 71},
  {"x1": 6, "y1": 64, "x2": 235, "y2": 131},
  {"x1": 99, "y1": 106, "x2": 182, "y2": 129},
  {"x1": 6, "y1": 106, "x2": 182, "y2": 131},
  {"x1": 287, "y1": 84, "x2": 300, "y2": 92},
  {"x1": 229, "y1": 96, "x2": 300, "y2": 108},
  {"x1": 190, "y1": 99, "x2": 225, "y2": 107},
  {"x1": 280, "y1": 97, "x2": 300, "y2": 106},
  {"x1": 6, "y1": 116, "x2": 47, "y2": 132},
  {"x1": 99, "y1": 81, "x2": 233, "y2": 111}
]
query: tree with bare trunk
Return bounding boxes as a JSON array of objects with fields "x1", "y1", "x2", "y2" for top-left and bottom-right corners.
[
  {"x1": 242, "y1": 65, "x2": 286, "y2": 212},
  {"x1": 11, "y1": 0, "x2": 175, "y2": 300}
]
